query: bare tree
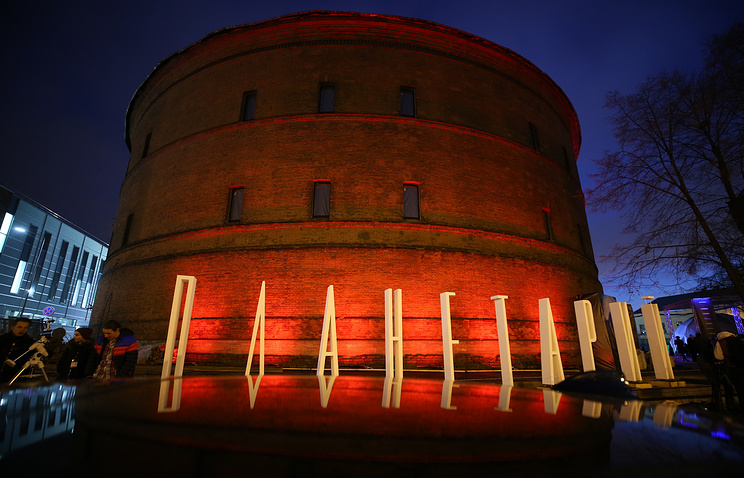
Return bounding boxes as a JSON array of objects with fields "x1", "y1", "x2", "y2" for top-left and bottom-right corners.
[{"x1": 588, "y1": 24, "x2": 744, "y2": 302}]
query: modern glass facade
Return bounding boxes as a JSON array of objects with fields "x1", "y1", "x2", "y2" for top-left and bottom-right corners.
[{"x1": 0, "y1": 186, "x2": 108, "y2": 335}]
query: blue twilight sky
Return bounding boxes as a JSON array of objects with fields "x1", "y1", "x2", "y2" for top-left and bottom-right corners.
[{"x1": 2, "y1": 0, "x2": 743, "y2": 309}]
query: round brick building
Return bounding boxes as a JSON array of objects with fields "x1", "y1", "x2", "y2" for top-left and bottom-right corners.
[{"x1": 92, "y1": 11, "x2": 602, "y2": 369}]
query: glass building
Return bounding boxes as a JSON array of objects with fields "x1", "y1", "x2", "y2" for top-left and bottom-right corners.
[{"x1": 0, "y1": 186, "x2": 108, "y2": 335}]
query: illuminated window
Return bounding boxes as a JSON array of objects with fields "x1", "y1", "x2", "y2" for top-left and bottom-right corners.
[
  {"x1": 319, "y1": 85, "x2": 335, "y2": 113},
  {"x1": 403, "y1": 182, "x2": 420, "y2": 219},
  {"x1": 142, "y1": 132, "x2": 152, "y2": 158},
  {"x1": 313, "y1": 180, "x2": 331, "y2": 218},
  {"x1": 400, "y1": 87, "x2": 416, "y2": 117},
  {"x1": 72, "y1": 251, "x2": 89, "y2": 306},
  {"x1": 241, "y1": 91, "x2": 256, "y2": 121},
  {"x1": 81, "y1": 255, "x2": 98, "y2": 307},
  {"x1": 0, "y1": 212, "x2": 12, "y2": 253},
  {"x1": 529, "y1": 123, "x2": 540, "y2": 150},
  {"x1": 11, "y1": 224, "x2": 38, "y2": 294},
  {"x1": 542, "y1": 208, "x2": 552, "y2": 241},
  {"x1": 228, "y1": 186, "x2": 244, "y2": 222}
]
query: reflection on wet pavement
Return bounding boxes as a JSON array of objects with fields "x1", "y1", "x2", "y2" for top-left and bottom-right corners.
[{"x1": 2, "y1": 375, "x2": 744, "y2": 476}]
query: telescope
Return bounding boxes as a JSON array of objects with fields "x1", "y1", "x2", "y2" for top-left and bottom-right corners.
[{"x1": 4, "y1": 328, "x2": 65, "y2": 384}]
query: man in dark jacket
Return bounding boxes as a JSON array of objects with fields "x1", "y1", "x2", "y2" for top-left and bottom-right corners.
[
  {"x1": 0, "y1": 318, "x2": 35, "y2": 383},
  {"x1": 86, "y1": 320, "x2": 139, "y2": 379}
]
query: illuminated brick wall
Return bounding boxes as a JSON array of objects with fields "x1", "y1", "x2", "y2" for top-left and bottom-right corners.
[{"x1": 92, "y1": 11, "x2": 601, "y2": 369}]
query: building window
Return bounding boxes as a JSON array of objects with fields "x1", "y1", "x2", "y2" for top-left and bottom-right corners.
[
  {"x1": 228, "y1": 186, "x2": 244, "y2": 222},
  {"x1": 122, "y1": 213, "x2": 134, "y2": 247},
  {"x1": 542, "y1": 208, "x2": 553, "y2": 241},
  {"x1": 30, "y1": 232, "x2": 52, "y2": 296},
  {"x1": 529, "y1": 123, "x2": 540, "y2": 151},
  {"x1": 72, "y1": 251, "x2": 89, "y2": 306},
  {"x1": 142, "y1": 132, "x2": 152, "y2": 159},
  {"x1": 60, "y1": 246, "x2": 79, "y2": 304},
  {"x1": 313, "y1": 180, "x2": 331, "y2": 218},
  {"x1": 319, "y1": 85, "x2": 335, "y2": 113},
  {"x1": 0, "y1": 212, "x2": 13, "y2": 254},
  {"x1": 48, "y1": 240, "x2": 69, "y2": 300},
  {"x1": 11, "y1": 224, "x2": 38, "y2": 294},
  {"x1": 403, "y1": 182, "x2": 420, "y2": 219},
  {"x1": 241, "y1": 91, "x2": 257, "y2": 121},
  {"x1": 80, "y1": 255, "x2": 98, "y2": 307},
  {"x1": 400, "y1": 87, "x2": 416, "y2": 117}
]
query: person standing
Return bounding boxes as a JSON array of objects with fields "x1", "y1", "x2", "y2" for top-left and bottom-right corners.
[
  {"x1": 85, "y1": 320, "x2": 139, "y2": 379},
  {"x1": 56, "y1": 327, "x2": 95, "y2": 380},
  {"x1": 715, "y1": 331, "x2": 744, "y2": 410},
  {"x1": 0, "y1": 318, "x2": 35, "y2": 383}
]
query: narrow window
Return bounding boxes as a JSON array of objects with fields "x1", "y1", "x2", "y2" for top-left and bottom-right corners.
[
  {"x1": 542, "y1": 208, "x2": 552, "y2": 241},
  {"x1": 228, "y1": 186, "x2": 244, "y2": 222},
  {"x1": 529, "y1": 123, "x2": 540, "y2": 151},
  {"x1": 72, "y1": 251, "x2": 89, "y2": 306},
  {"x1": 0, "y1": 212, "x2": 13, "y2": 253},
  {"x1": 142, "y1": 132, "x2": 152, "y2": 159},
  {"x1": 400, "y1": 87, "x2": 416, "y2": 117},
  {"x1": 313, "y1": 180, "x2": 331, "y2": 218},
  {"x1": 80, "y1": 255, "x2": 98, "y2": 307},
  {"x1": 319, "y1": 85, "x2": 335, "y2": 113},
  {"x1": 30, "y1": 232, "x2": 52, "y2": 295},
  {"x1": 122, "y1": 213, "x2": 134, "y2": 247},
  {"x1": 403, "y1": 182, "x2": 420, "y2": 219},
  {"x1": 241, "y1": 91, "x2": 257, "y2": 121},
  {"x1": 48, "y1": 240, "x2": 69, "y2": 300},
  {"x1": 60, "y1": 246, "x2": 79, "y2": 303},
  {"x1": 11, "y1": 225, "x2": 38, "y2": 294}
]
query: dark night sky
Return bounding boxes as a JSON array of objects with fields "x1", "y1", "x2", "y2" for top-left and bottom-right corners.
[{"x1": 2, "y1": 0, "x2": 743, "y2": 307}]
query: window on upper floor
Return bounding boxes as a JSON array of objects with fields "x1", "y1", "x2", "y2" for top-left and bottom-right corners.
[
  {"x1": 403, "y1": 182, "x2": 420, "y2": 219},
  {"x1": 529, "y1": 123, "x2": 540, "y2": 151},
  {"x1": 313, "y1": 180, "x2": 331, "y2": 218},
  {"x1": 241, "y1": 91, "x2": 257, "y2": 121},
  {"x1": 228, "y1": 186, "x2": 244, "y2": 222},
  {"x1": 319, "y1": 85, "x2": 335, "y2": 113},
  {"x1": 142, "y1": 132, "x2": 152, "y2": 159},
  {"x1": 48, "y1": 240, "x2": 69, "y2": 300},
  {"x1": 542, "y1": 208, "x2": 553, "y2": 241},
  {"x1": 122, "y1": 214, "x2": 134, "y2": 247},
  {"x1": 400, "y1": 87, "x2": 416, "y2": 117}
]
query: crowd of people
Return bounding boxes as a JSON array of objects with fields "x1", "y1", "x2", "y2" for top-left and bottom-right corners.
[
  {"x1": 0, "y1": 318, "x2": 138, "y2": 384},
  {"x1": 669, "y1": 330, "x2": 744, "y2": 412}
]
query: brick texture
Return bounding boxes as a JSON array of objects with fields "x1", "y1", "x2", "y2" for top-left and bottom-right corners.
[{"x1": 93, "y1": 12, "x2": 601, "y2": 370}]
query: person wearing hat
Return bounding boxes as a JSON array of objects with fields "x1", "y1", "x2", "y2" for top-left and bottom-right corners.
[{"x1": 56, "y1": 327, "x2": 94, "y2": 380}]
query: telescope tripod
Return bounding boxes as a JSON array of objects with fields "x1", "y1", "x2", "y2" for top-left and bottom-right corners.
[{"x1": 8, "y1": 352, "x2": 49, "y2": 385}]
